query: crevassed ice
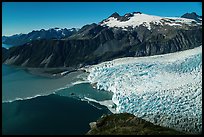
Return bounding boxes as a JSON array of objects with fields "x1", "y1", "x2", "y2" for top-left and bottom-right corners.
[{"x1": 87, "y1": 46, "x2": 202, "y2": 134}]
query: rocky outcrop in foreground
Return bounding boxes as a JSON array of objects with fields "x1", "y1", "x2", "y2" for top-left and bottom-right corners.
[{"x1": 86, "y1": 113, "x2": 189, "y2": 135}]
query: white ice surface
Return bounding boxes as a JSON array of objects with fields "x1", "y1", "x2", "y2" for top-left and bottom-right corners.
[
  {"x1": 71, "y1": 80, "x2": 90, "y2": 85},
  {"x1": 84, "y1": 97, "x2": 117, "y2": 113},
  {"x1": 87, "y1": 46, "x2": 202, "y2": 133}
]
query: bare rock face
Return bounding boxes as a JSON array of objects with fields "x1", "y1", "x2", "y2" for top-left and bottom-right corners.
[
  {"x1": 86, "y1": 113, "x2": 188, "y2": 135},
  {"x1": 2, "y1": 47, "x2": 9, "y2": 63},
  {"x1": 89, "y1": 122, "x2": 97, "y2": 129}
]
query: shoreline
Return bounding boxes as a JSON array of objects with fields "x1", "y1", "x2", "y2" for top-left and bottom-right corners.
[
  {"x1": 2, "y1": 63, "x2": 82, "y2": 78},
  {"x1": 2, "y1": 63, "x2": 117, "y2": 116},
  {"x1": 25, "y1": 67, "x2": 78, "y2": 78}
]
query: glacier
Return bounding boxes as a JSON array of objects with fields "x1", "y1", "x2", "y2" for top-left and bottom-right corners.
[{"x1": 86, "y1": 46, "x2": 202, "y2": 134}]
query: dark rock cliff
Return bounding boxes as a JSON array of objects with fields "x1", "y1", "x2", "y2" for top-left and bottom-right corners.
[{"x1": 2, "y1": 47, "x2": 9, "y2": 63}]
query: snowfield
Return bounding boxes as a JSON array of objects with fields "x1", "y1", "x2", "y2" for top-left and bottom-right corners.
[
  {"x1": 86, "y1": 46, "x2": 202, "y2": 134},
  {"x1": 100, "y1": 13, "x2": 201, "y2": 30}
]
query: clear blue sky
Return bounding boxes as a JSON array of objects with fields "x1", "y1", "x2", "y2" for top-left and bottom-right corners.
[{"x1": 2, "y1": 2, "x2": 202, "y2": 36}]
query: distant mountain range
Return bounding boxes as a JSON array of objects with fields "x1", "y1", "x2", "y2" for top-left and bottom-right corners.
[
  {"x1": 2, "y1": 12, "x2": 202, "y2": 68},
  {"x1": 2, "y1": 28, "x2": 78, "y2": 46}
]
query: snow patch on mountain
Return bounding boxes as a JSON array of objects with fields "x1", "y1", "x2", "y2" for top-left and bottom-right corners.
[
  {"x1": 86, "y1": 46, "x2": 202, "y2": 134},
  {"x1": 100, "y1": 13, "x2": 201, "y2": 30}
]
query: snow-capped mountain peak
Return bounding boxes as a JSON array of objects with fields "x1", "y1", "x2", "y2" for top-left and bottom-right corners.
[
  {"x1": 100, "y1": 12, "x2": 201, "y2": 30},
  {"x1": 53, "y1": 27, "x2": 61, "y2": 31}
]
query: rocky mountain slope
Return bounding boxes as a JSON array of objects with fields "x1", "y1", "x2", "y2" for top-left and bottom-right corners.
[
  {"x1": 2, "y1": 28, "x2": 78, "y2": 46},
  {"x1": 2, "y1": 12, "x2": 202, "y2": 68},
  {"x1": 2, "y1": 47, "x2": 9, "y2": 63},
  {"x1": 181, "y1": 12, "x2": 202, "y2": 23},
  {"x1": 86, "y1": 113, "x2": 187, "y2": 135}
]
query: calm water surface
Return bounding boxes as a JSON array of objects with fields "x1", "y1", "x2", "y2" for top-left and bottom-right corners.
[{"x1": 2, "y1": 64, "x2": 113, "y2": 135}]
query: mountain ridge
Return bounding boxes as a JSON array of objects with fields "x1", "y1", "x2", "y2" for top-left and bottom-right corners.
[
  {"x1": 181, "y1": 12, "x2": 202, "y2": 22},
  {"x1": 2, "y1": 12, "x2": 202, "y2": 68},
  {"x1": 2, "y1": 27, "x2": 78, "y2": 46}
]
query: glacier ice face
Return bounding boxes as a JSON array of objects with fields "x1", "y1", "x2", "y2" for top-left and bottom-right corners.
[{"x1": 87, "y1": 46, "x2": 202, "y2": 134}]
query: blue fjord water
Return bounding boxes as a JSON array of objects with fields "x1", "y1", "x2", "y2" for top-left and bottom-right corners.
[{"x1": 2, "y1": 64, "x2": 112, "y2": 135}]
